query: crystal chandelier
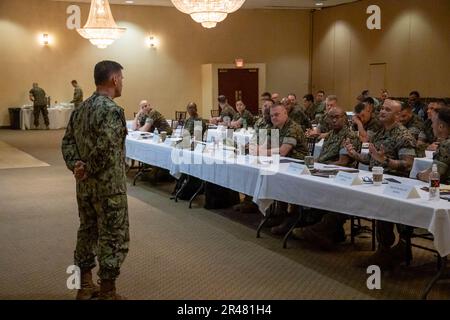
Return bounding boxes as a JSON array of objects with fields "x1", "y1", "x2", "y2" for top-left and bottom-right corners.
[
  {"x1": 77, "y1": 0, "x2": 126, "y2": 49},
  {"x1": 171, "y1": 0, "x2": 246, "y2": 29}
]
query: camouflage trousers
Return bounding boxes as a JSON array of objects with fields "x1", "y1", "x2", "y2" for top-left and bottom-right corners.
[
  {"x1": 33, "y1": 105, "x2": 49, "y2": 127},
  {"x1": 75, "y1": 193, "x2": 129, "y2": 280}
]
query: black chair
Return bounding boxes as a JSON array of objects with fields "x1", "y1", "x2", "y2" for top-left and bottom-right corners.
[
  {"x1": 210, "y1": 109, "x2": 220, "y2": 118},
  {"x1": 350, "y1": 217, "x2": 376, "y2": 251},
  {"x1": 175, "y1": 111, "x2": 187, "y2": 121}
]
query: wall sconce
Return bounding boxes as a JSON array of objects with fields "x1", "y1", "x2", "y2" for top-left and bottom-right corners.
[
  {"x1": 39, "y1": 33, "x2": 50, "y2": 46},
  {"x1": 146, "y1": 36, "x2": 158, "y2": 48}
]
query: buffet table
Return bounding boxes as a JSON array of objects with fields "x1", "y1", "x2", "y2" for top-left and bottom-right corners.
[{"x1": 20, "y1": 104, "x2": 74, "y2": 130}]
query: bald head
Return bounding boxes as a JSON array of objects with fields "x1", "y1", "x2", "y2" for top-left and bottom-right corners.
[
  {"x1": 379, "y1": 99, "x2": 402, "y2": 126},
  {"x1": 281, "y1": 97, "x2": 292, "y2": 112},
  {"x1": 328, "y1": 107, "x2": 346, "y2": 131},
  {"x1": 271, "y1": 93, "x2": 280, "y2": 103},
  {"x1": 139, "y1": 100, "x2": 152, "y2": 113}
]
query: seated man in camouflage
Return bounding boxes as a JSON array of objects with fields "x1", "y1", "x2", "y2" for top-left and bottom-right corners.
[
  {"x1": 398, "y1": 102, "x2": 425, "y2": 141},
  {"x1": 254, "y1": 99, "x2": 273, "y2": 133},
  {"x1": 344, "y1": 99, "x2": 416, "y2": 269},
  {"x1": 313, "y1": 90, "x2": 326, "y2": 123},
  {"x1": 256, "y1": 103, "x2": 309, "y2": 235},
  {"x1": 184, "y1": 102, "x2": 206, "y2": 137},
  {"x1": 292, "y1": 107, "x2": 360, "y2": 249},
  {"x1": 235, "y1": 99, "x2": 274, "y2": 214},
  {"x1": 132, "y1": 100, "x2": 172, "y2": 135},
  {"x1": 302, "y1": 93, "x2": 316, "y2": 121},
  {"x1": 352, "y1": 102, "x2": 382, "y2": 143},
  {"x1": 418, "y1": 100, "x2": 447, "y2": 152},
  {"x1": 281, "y1": 97, "x2": 311, "y2": 132},
  {"x1": 210, "y1": 95, "x2": 236, "y2": 126},
  {"x1": 417, "y1": 107, "x2": 450, "y2": 184},
  {"x1": 230, "y1": 100, "x2": 254, "y2": 129},
  {"x1": 306, "y1": 95, "x2": 338, "y2": 140},
  {"x1": 318, "y1": 107, "x2": 361, "y2": 166}
]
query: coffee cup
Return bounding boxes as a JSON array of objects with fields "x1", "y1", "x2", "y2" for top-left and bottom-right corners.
[
  {"x1": 160, "y1": 131, "x2": 167, "y2": 142},
  {"x1": 372, "y1": 166, "x2": 384, "y2": 186}
]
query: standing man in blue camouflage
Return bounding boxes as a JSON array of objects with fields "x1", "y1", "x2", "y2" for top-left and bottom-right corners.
[{"x1": 62, "y1": 61, "x2": 129, "y2": 300}]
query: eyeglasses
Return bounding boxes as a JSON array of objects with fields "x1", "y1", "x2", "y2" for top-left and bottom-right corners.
[{"x1": 329, "y1": 115, "x2": 345, "y2": 119}]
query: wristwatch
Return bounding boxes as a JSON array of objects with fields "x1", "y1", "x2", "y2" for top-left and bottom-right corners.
[{"x1": 382, "y1": 157, "x2": 390, "y2": 168}]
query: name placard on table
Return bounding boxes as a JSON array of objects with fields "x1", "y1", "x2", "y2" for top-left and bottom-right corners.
[
  {"x1": 383, "y1": 184, "x2": 420, "y2": 199},
  {"x1": 334, "y1": 171, "x2": 362, "y2": 186},
  {"x1": 287, "y1": 163, "x2": 311, "y2": 175}
]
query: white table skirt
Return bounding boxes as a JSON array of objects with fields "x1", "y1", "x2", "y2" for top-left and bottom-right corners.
[
  {"x1": 252, "y1": 163, "x2": 450, "y2": 257},
  {"x1": 20, "y1": 105, "x2": 73, "y2": 130},
  {"x1": 410, "y1": 157, "x2": 433, "y2": 179},
  {"x1": 125, "y1": 135, "x2": 450, "y2": 257},
  {"x1": 125, "y1": 137, "x2": 178, "y2": 176},
  {"x1": 174, "y1": 150, "x2": 262, "y2": 196}
]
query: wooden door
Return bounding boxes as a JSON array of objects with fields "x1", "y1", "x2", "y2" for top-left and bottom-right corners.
[{"x1": 218, "y1": 68, "x2": 259, "y2": 115}]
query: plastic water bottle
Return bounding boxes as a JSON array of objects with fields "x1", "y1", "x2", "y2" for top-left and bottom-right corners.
[
  {"x1": 242, "y1": 118, "x2": 248, "y2": 130},
  {"x1": 153, "y1": 128, "x2": 159, "y2": 143},
  {"x1": 429, "y1": 164, "x2": 440, "y2": 201}
]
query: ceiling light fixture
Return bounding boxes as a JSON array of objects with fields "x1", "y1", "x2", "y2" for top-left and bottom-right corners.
[
  {"x1": 170, "y1": 0, "x2": 246, "y2": 29},
  {"x1": 77, "y1": 0, "x2": 126, "y2": 49}
]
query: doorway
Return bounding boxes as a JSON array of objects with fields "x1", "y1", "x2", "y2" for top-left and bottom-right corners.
[{"x1": 218, "y1": 68, "x2": 259, "y2": 115}]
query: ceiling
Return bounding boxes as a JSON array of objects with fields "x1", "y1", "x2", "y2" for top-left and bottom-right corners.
[{"x1": 55, "y1": 0, "x2": 360, "y2": 10}]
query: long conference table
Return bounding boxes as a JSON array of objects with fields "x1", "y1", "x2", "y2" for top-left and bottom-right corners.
[
  {"x1": 125, "y1": 133, "x2": 450, "y2": 298},
  {"x1": 125, "y1": 134, "x2": 450, "y2": 256}
]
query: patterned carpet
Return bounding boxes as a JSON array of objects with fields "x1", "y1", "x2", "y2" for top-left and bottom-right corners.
[{"x1": 0, "y1": 129, "x2": 448, "y2": 300}]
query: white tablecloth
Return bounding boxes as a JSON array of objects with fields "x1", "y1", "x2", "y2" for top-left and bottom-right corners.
[
  {"x1": 174, "y1": 150, "x2": 262, "y2": 196},
  {"x1": 410, "y1": 158, "x2": 433, "y2": 179},
  {"x1": 20, "y1": 105, "x2": 74, "y2": 130},
  {"x1": 125, "y1": 135, "x2": 450, "y2": 257},
  {"x1": 125, "y1": 136, "x2": 178, "y2": 175},
  {"x1": 206, "y1": 128, "x2": 254, "y2": 144},
  {"x1": 253, "y1": 163, "x2": 450, "y2": 257}
]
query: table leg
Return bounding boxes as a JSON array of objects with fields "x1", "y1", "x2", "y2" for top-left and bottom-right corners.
[
  {"x1": 256, "y1": 202, "x2": 274, "y2": 238},
  {"x1": 421, "y1": 256, "x2": 447, "y2": 300},
  {"x1": 133, "y1": 162, "x2": 149, "y2": 186},
  {"x1": 189, "y1": 181, "x2": 205, "y2": 209},
  {"x1": 171, "y1": 176, "x2": 190, "y2": 202},
  {"x1": 282, "y1": 207, "x2": 303, "y2": 249}
]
